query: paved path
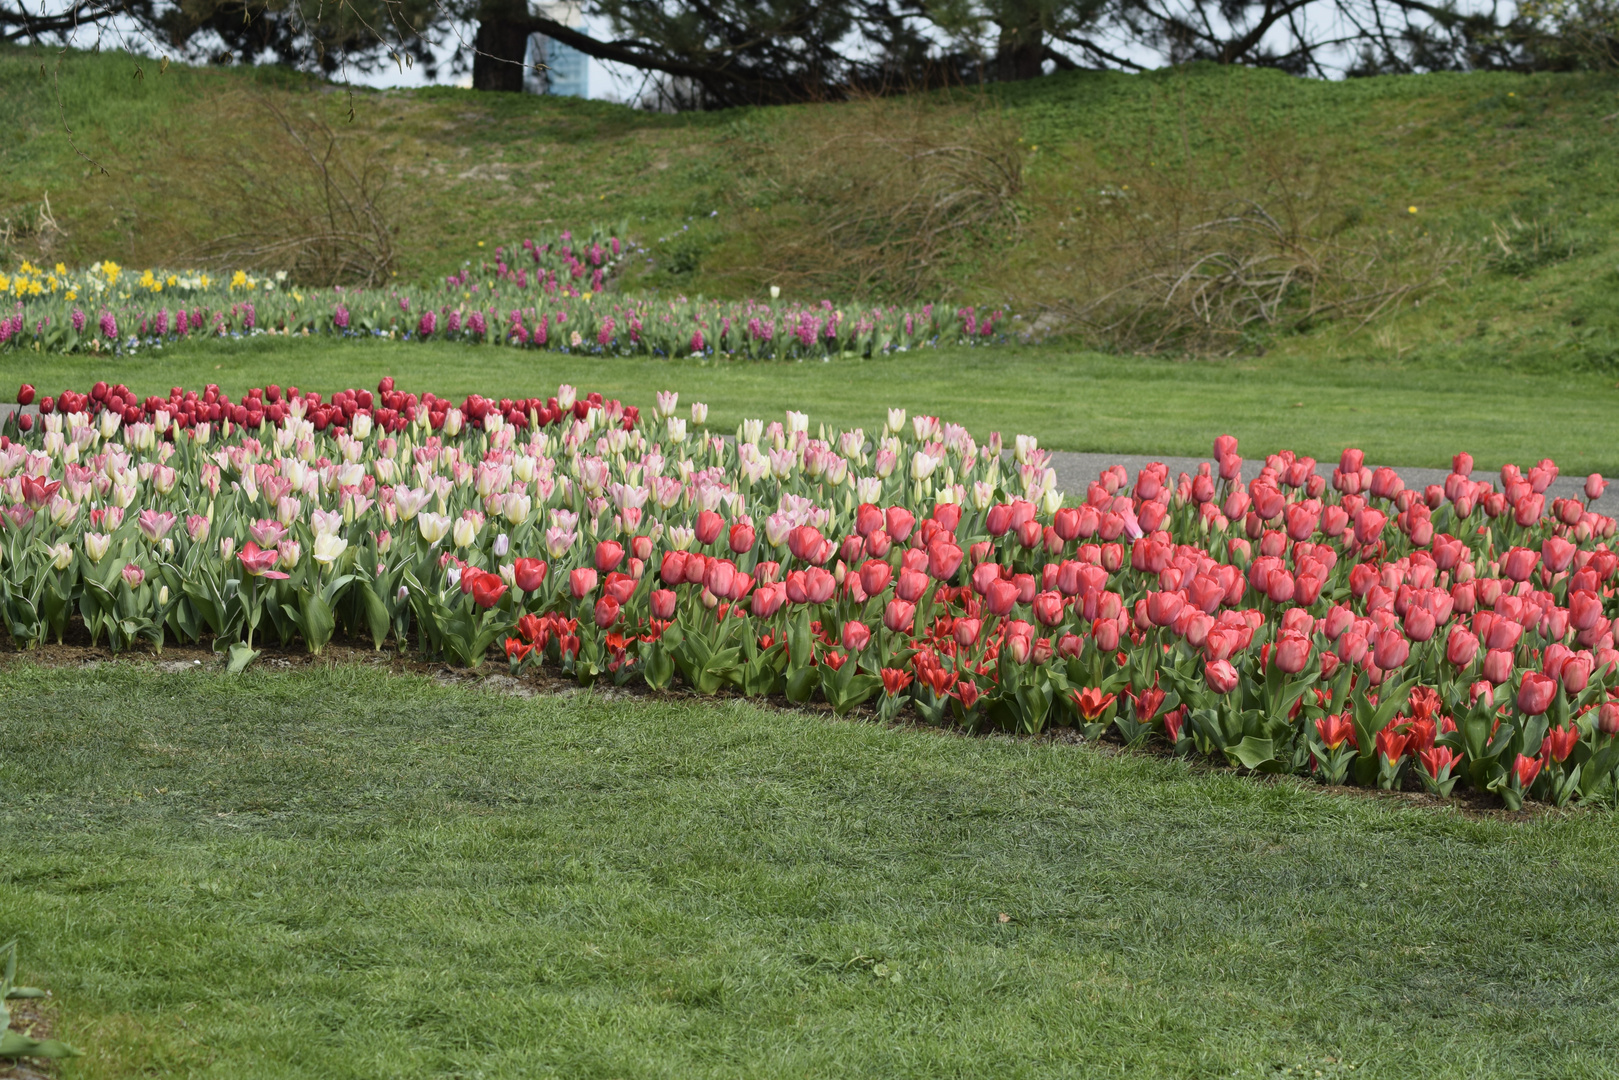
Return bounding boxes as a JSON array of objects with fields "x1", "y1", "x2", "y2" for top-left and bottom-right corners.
[{"x1": 2, "y1": 403, "x2": 1610, "y2": 519}]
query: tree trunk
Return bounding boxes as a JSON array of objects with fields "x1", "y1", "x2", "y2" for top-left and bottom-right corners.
[
  {"x1": 995, "y1": 2, "x2": 1047, "y2": 81},
  {"x1": 472, "y1": 2, "x2": 533, "y2": 92}
]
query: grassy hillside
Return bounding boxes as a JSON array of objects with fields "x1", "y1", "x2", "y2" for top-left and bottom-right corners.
[{"x1": 2, "y1": 44, "x2": 1617, "y2": 366}]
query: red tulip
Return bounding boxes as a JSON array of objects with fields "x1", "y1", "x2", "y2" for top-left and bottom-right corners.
[
  {"x1": 1033, "y1": 591, "x2": 1065, "y2": 627},
  {"x1": 1071, "y1": 686, "x2": 1116, "y2": 720},
  {"x1": 593, "y1": 595, "x2": 620, "y2": 627},
  {"x1": 1543, "y1": 724, "x2": 1579, "y2": 763},
  {"x1": 859, "y1": 559, "x2": 893, "y2": 597},
  {"x1": 804, "y1": 566, "x2": 835, "y2": 604},
  {"x1": 1403, "y1": 605, "x2": 1437, "y2": 643},
  {"x1": 895, "y1": 568, "x2": 929, "y2": 603},
  {"x1": 1375, "y1": 726, "x2": 1410, "y2": 764},
  {"x1": 787, "y1": 524, "x2": 825, "y2": 562},
  {"x1": 514, "y1": 557, "x2": 548, "y2": 592},
  {"x1": 729, "y1": 522, "x2": 756, "y2": 554},
  {"x1": 985, "y1": 504, "x2": 1014, "y2": 537},
  {"x1": 985, "y1": 579, "x2": 1019, "y2": 616},
  {"x1": 516, "y1": 613, "x2": 545, "y2": 645},
  {"x1": 16, "y1": 383, "x2": 35, "y2": 406},
  {"x1": 1057, "y1": 632, "x2": 1083, "y2": 659},
  {"x1": 650, "y1": 588, "x2": 677, "y2": 619},
  {"x1": 1514, "y1": 752, "x2": 1543, "y2": 790},
  {"x1": 1092, "y1": 618, "x2": 1121, "y2": 651},
  {"x1": 1599, "y1": 703, "x2": 1619, "y2": 736},
  {"x1": 841, "y1": 620, "x2": 872, "y2": 652},
  {"x1": 856, "y1": 503, "x2": 884, "y2": 537},
  {"x1": 19, "y1": 476, "x2": 61, "y2": 509},
  {"x1": 1316, "y1": 713, "x2": 1354, "y2": 751},
  {"x1": 954, "y1": 617, "x2": 982, "y2": 647},
  {"x1": 1542, "y1": 535, "x2": 1576, "y2": 574},
  {"x1": 1481, "y1": 648, "x2": 1514, "y2": 685},
  {"x1": 1501, "y1": 547, "x2": 1539, "y2": 583},
  {"x1": 1206, "y1": 659, "x2": 1240, "y2": 694},
  {"x1": 1560, "y1": 653, "x2": 1592, "y2": 693},
  {"x1": 927, "y1": 540, "x2": 964, "y2": 581},
  {"x1": 883, "y1": 599, "x2": 916, "y2": 634},
  {"x1": 1516, "y1": 671, "x2": 1557, "y2": 715},
  {"x1": 1570, "y1": 590, "x2": 1603, "y2": 632},
  {"x1": 884, "y1": 506, "x2": 915, "y2": 543},
  {"x1": 1445, "y1": 626, "x2": 1479, "y2": 668},
  {"x1": 1354, "y1": 508, "x2": 1387, "y2": 546},
  {"x1": 695, "y1": 510, "x2": 724, "y2": 546},
  {"x1": 1145, "y1": 590, "x2": 1184, "y2": 628},
  {"x1": 594, "y1": 540, "x2": 624, "y2": 574},
  {"x1": 570, "y1": 566, "x2": 598, "y2": 598},
  {"x1": 751, "y1": 584, "x2": 786, "y2": 618},
  {"x1": 1372, "y1": 628, "x2": 1410, "y2": 670},
  {"x1": 881, "y1": 667, "x2": 913, "y2": 695},
  {"x1": 1273, "y1": 632, "x2": 1311, "y2": 674}
]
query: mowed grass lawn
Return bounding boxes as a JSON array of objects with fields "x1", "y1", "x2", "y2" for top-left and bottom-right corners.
[
  {"x1": 10, "y1": 337, "x2": 1619, "y2": 472},
  {"x1": 3, "y1": 663, "x2": 1619, "y2": 1079}
]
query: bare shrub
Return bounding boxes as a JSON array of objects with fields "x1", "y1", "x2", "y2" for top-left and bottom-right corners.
[
  {"x1": 724, "y1": 95, "x2": 1024, "y2": 301},
  {"x1": 182, "y1": 95, "x2": 397, "y2": 286},
  {"x1": 1015, "y1": 107, "x2": 1464, "y2": 354},
  {"x1": 0, "y1": 192, "x2": 68, "y2": 263}
]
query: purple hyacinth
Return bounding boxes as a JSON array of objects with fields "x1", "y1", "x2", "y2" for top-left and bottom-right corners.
[
  {"x1": 71, "y1": 308, "x2": 86, "y2": 332},
  {"x1": 99, "y1": 311, "x2": 117, "y2": 339}
]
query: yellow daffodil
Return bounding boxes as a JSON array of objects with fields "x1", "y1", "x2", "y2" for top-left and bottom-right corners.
[{"x1": 231, "y1": 270, "x2": 248, "y2": 289}]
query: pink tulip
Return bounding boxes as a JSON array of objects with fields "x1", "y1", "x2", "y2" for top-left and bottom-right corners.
[
  {"x1": 927, "y1": 540, "x2": 964, "y2": 581},
  {"x1": 728, "y1": 522, "x2": 756, "y2": 554},
  {"x1": 1570, "y1": 590, "x2": 1603, "y2": 632},
  {"x1": 954, "y1": 617, "x2": 982, "y2": 647},
  {"x1": 1482, "y1": 648, "x2": 1515, "y2": 685},
  {"x1": 570, "y1": 566, "x2": 598, "y2": 598},
  {"x1": 1445, "y1": 625, "x2": 1479, "y2": 668},
  {"x1": 1502, "y1": 547, "x2": 1539, "y2": 583},
  {"x1": 1272, "y1": 632, "x2": 1311, "y2": 674},
  {"x1": 895, "y1": 568, "x2": 929, "y2": 603},
  {"x1": 594, "y1": 540, "x2": 624, "y2": 574},
  {"x1": 841, "y1": 620, "x2": 872, "y2": 652},
  {"x1": 1033, "y1": 591, "x2": 1065, "y2": 627},
  {"x1": 804, "y1": 567, "x2": 836, "y2": 604},
  {"x1": 985, "y1": 579, "x2": 1019, "y2": 616},
  {"x1": 1373, "y1": 629, "x2": 1410, "y2": 670},
  {"x1": 1516, "y1": 671, "x2": 1557, "y2": 715},
  {"x1": 1205, "y1": 659, "x2": 1240, "y2": 694},
  {"x1": 883, "y1": 599, "x2": 916, "y2": 634},
  {"x1": 237, "y1": 542, "x2": 283, "y2": 578},
  {"x1": 695, "y1": 510, "x2": 724, "y2": 546},
  {"x1": 1586, "y1": 473, "x2": 1607, "y2": 501},
  {"x1": 1560, "y1": 653, "x2": 1593, "y2": 694}
]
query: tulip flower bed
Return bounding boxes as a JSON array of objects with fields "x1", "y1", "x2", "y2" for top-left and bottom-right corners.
[
  {"x1": 0, "y1": 240, "x2": 1006, "y2": 359},
  {"x1": 3, "y1": 376, "x2": 1618, "y2": 812}
]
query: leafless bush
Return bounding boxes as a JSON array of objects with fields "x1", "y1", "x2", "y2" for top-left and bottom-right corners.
[
  {"x1": 725, "y1": 96, "x2": 1024, "y2": 301},
  {"x1": 1018, "y1": 116, "x2": 1463, "y2": 354},
  {"x1": 0, "y1": 192, "x2": 68, "y2": 263},
  {"x1": 184, "y1": 95, "x2": 396, "y2": 286}
]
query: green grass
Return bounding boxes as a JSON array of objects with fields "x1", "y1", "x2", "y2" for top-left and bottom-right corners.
[
  {"x1": 2, "y1": 662, "x2": 1618, "y2": 1078},
  {"x1": 7, "y1": 335, "x2": 1619, "y2": 471}
]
